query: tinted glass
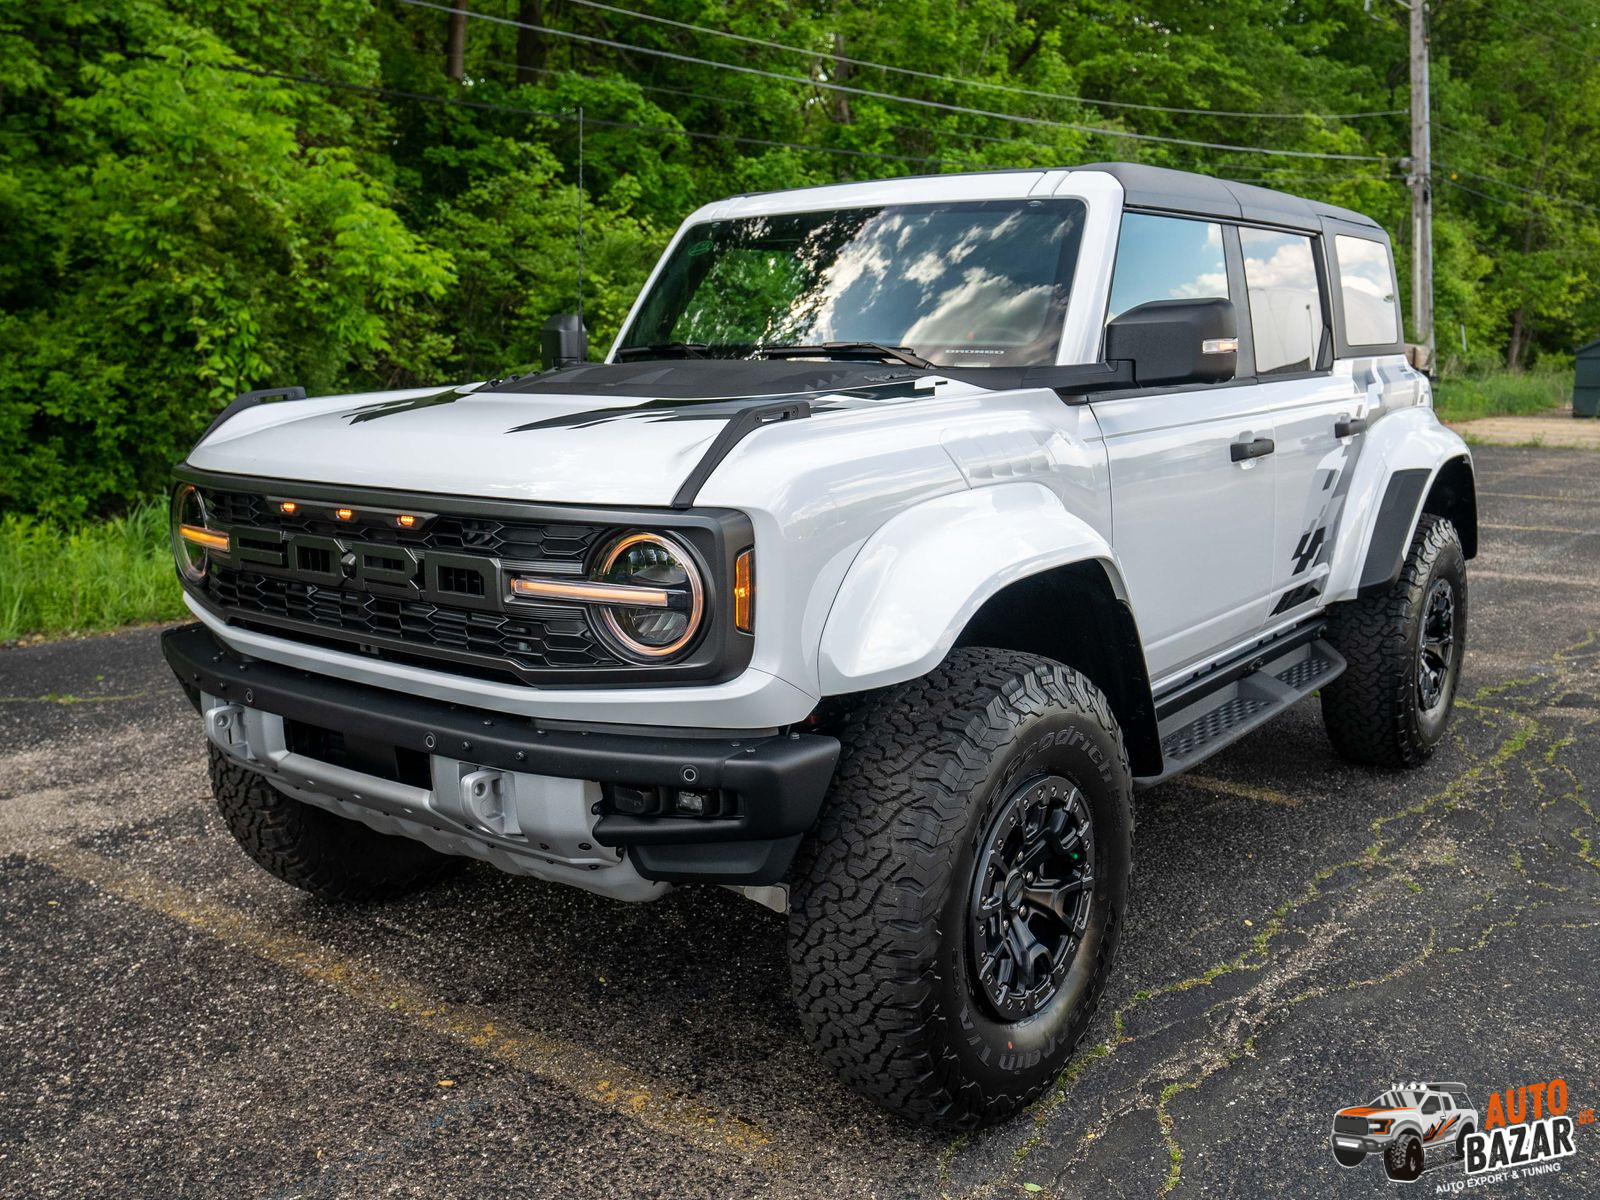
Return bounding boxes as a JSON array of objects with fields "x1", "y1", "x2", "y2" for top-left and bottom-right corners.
[
  {"x1": 1336, "y1": 234, "x2": 1401, "y2": 346},
  {"x1": 1107, "y1": 213, "x2": 1228, "y2": 319},
  {"x1": 620, "y1": 199, "x2": 1086, "y2": 368},
  {"x1": 1241, "y1": 227, "x2": 1326, "y2": 375}
]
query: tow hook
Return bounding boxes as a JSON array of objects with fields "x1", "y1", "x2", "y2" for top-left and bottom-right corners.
[
  {"x1": 206, "y1": 702, "x2": 251, "y2": 759},
  {"x1": 438, "y1": 768, "x2": 521, "y2": 837}
]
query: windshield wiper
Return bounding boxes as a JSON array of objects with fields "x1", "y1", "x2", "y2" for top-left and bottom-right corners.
[
  {"x1": 615, "y1": 342, "x2": 715, "y2": 360},
  {"x1": 757, "y1": 341, "x2": 935, "y2": 370}
]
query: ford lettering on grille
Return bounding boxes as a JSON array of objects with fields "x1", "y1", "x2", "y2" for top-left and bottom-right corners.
[{"x1": 196, "y1": 487, "x2": 622, "y2": 678}]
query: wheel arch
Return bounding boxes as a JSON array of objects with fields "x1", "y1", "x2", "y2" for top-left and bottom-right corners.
[
  {"x1": 1324, "y1": 408, "x2": 1477, "y2": 602},
  {"x1": 1422, "y1": 454, "x2": 1478, "y2": 559},
  {"x1": 816, "y1": 482, "x2": 1161, "y2": 777},
  {"x1": 953, "y1": 560, "x2": 1162, "y2": 777}
]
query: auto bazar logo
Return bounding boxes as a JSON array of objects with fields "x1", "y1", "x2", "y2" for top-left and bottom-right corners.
[{"x1": 1327, "y1": 1078, "x2": 1588, "y2": 1187}]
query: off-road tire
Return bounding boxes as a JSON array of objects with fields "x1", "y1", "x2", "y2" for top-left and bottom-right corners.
[
  {"x1": 1456, "y1": 1123, "x2": 1475, "y2": 1163},
  {"x1": 786, "y1": 648, "x2": 1133, "y2": 1129},
  {"x1": 209, "y1": 745, "x2": 463, "y2": 902},
  {"x1": 1384, "y1": 1132, "x2": 1425, "y2": 1182},
  {"x1": 1322, "y1": 514, "x2": 1467, "y2": 768}
]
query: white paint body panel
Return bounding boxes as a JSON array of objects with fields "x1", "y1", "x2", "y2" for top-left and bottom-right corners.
[
  {"x1": 1090, "y1": 383, "x2": 1279, "y2": 680},
  {"x1": 817, "y1": 481, "x2": 1121, "y2": 693}
]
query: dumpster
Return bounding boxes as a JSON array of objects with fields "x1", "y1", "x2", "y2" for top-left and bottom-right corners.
[{"x1": 1577, "y1": 337, "x2": 1600, "y2": 417}]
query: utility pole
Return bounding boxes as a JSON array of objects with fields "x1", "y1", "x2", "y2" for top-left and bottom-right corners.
[{"x1": 1408, "y1": 0, "x2": 1435, "y2": 373}]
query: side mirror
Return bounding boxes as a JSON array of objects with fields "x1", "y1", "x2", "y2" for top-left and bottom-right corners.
[
  {"x1": 1104, "y1": 298, "x2": 1237, "y2": 388},
  {"x1": 541, "y1": 313, "x2": 589, "y2": 370}
]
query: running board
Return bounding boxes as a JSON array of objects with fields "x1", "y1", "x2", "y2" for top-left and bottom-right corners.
[{"x1": 1135, "y1": 639, "x2": 1346, "y2": 788}]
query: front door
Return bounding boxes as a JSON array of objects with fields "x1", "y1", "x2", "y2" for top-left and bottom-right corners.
[
  {"x1": 1092, "y1": 213, "x2": 1278, "y2": 683},
  {"x1": 1094, "y1": 388, "x2": 1279, "y2": 682}
]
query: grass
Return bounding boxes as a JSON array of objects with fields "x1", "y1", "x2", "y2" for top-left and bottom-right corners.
[
  {"x1": 1432, "y1": 369, "x2": 1572, "y2": 424},
  {"x1": 0, "y1": 501, "x2": 185, "y2": 642}
]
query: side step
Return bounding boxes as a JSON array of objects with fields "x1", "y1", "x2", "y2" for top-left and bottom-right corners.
[{"x1": 1135, "y1": 638, "x2": 1346, "y2": 788}]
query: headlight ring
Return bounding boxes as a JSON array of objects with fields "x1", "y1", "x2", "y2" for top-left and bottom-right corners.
[
  {"x1": 170, "y1": 484, "x2": 228, "y2": 584},
  {"x1": 591, "y1": 531, "x2": 706, "y2": 661}
]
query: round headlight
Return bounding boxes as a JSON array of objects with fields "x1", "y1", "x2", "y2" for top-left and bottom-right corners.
[
  {"x1": 592, "y1": 532, "x2": 705, "y2": 660},
  {"x1": 170, "y1": 484, "x2": 211, "y2": 584}
]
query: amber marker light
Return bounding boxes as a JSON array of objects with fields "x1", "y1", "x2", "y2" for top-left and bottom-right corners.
[
  {"x1": 397, "y1": 513, "x2": 418, "y2": 528},
  {"x1": 733, "y1": 549, "x2": 754, "y2": 633},
  {"x1": 279, "y1": 501, "x2": 298, "y2": 515},
  {"x1": 336, "y1": 507, "x2": 355, "y2": 521},
  {"x1": 178, "y1": 524, "x2": 230, "y2": 552}
]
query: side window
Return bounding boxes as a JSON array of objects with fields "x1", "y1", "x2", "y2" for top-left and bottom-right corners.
[
  {"x1": 1422, "y1": 1097, "x2": 1442, "y2": 1115},
  {"x1": 1240, "y1": 227, "x2": 1326, "y2": 376},
  {"x1": 1107, "y1": 213, "x2": 1228, "y2": 320},
  {"x1": 1336, "y1": 234, "x2": 1402, "y2": 346}
]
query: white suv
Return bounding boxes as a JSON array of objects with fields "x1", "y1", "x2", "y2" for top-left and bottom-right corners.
[{"x1": 163, "y1": 162, "x2": 1477, "y2": 1128}]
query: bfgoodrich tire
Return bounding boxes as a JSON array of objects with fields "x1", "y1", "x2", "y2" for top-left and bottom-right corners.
[
  {"x1": 1322, "y1": 514, "x2": 1467, "y2": 768},
  {"x1": 786, "y1": 648, "x2": 1133, "y2": 1129},
  {"x1": 209, "y1": 746, "x2": 463, "y2": 902}
]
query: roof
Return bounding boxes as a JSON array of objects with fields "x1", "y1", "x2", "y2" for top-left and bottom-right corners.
[
  {"x1": 1075, "y1": 162, "x2": 1383, "y2": 233},
  {"x1": 720, "y1": 161, "x2": 1384, "y2": 238}
]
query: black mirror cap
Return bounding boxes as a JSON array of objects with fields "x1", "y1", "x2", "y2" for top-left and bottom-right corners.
[
  {"x1": 1104, "y1": 297, "x2": 1238, "y2": 388},
  {"x1": 541, "y1": 313, "x2": 589, "y2": 371}
]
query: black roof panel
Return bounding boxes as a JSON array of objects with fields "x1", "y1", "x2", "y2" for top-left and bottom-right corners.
[{"x1": 1074, "y1": 162, "x2": 1382, "y2": 235}]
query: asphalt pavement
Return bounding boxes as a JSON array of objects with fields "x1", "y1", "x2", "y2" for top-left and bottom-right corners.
[{"x1": 2, "y1": 442, "x2": 1598, "y2": 1198}]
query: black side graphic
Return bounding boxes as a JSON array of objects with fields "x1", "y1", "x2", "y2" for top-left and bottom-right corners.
[{"x1": 1292, "y1": 527, "x2": 1326, "y2": 575}]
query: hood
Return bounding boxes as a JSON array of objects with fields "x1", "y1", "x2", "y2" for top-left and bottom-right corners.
[{"x1": 188, "y1": 360, "x2": 956, "y2": 506}]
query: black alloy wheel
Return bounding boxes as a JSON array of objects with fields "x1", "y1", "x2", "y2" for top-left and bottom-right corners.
[
  {"x1": 969, "y1": 775, "x2": 1095, "y2": 1021},
  {"x1": 1417, "y1": 577, "x2": 1457, "y2": 714}
]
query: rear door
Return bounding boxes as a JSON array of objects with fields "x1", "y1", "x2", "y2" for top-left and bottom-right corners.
[
  {"x1": 1091, "y1": 213, "x2": 1278, "y2": 683},
  {"x1": 1236, "y1": 225, "x2": 1370, "y2": 621}
]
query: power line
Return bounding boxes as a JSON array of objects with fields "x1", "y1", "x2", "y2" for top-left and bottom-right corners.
[
  {"x1": 563, "y1": 0, "x2": 1406, "y2": 122},
  {"x1": 220, "y1": 62, "x2": 988, "y2": 169},
  {"x1": 1435, "y1": 125, "x2": 1592, "y2": 198},
  {"x1": 480, "y1": 58, "x2": 1072, "y2": 157},
  {"x1": 1435, "y1": 161, "x2": 1600, "y2": 217},
  {"x1": 1, "y1": 32, "x2": 988, "y2": 171},
  {"x1": 394, "y1": 0, "x2": 1391, "y2": 163}
]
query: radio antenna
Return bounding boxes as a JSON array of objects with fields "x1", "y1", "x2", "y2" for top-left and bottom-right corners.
[{"x1": 576, "y1": 105, "x2": 585, "y2": 327}]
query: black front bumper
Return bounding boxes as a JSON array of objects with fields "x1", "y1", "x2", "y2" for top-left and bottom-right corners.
[{"x1": 162, "y1": 623, "x2": 839, "y2": 885}]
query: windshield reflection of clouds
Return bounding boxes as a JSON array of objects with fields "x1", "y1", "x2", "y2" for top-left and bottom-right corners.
[{"x1": 630, "y1": 201, "x2": 1084, "y2": 367}]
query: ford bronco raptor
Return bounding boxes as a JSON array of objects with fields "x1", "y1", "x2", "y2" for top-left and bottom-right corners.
[
  {"x1": 1332, "y1": 1081, "x2": 1480, "y2": 1180},
  {"x1": 162, "y1": 163, "x2": 1476, "y2": 1128}
]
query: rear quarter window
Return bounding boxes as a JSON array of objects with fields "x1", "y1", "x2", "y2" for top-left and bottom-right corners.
[
  {"x1": 1239, "y1": 227, "x2": 1326, "y2": 376},
  {"x1": 1335, "y1": 234, "x2": 1402, "y2": 346}
]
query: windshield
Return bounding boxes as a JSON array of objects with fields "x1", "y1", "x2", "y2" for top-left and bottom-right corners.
[{"x1": 618, "y1": 198, "x2": 1087, "y2": 368}]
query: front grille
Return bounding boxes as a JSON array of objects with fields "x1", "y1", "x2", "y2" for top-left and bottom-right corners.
[
  {"x1": 208, "y1": 564, "x2": 613, "y2": 671},
  {"x1": 204, "y1": 489, "x2": 601, "y2": 563},
  {"x1": 1334, "y1": 1115, "x2": 1370, "y2": 1137},
  {"x1": 197, "y1": 486, "x2": 624, "y2": 679}
]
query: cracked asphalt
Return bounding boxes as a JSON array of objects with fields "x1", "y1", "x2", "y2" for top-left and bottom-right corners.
[{"x1": 3, "y1": 442, "x2": 1598, "y2": 1199}]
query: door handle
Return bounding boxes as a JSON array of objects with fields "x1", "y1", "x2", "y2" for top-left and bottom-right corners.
[
  {"x1": 1230, "y1": 437, "x2": 1276, "y2": 463},
  {"x1": 1334, "y1": 416, "x2": 1369, "y2": 438}
]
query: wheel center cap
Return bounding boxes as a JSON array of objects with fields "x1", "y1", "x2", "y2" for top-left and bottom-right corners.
[{"x1": 1003, "y1": 871, "x2": 1026, "y2": 910}]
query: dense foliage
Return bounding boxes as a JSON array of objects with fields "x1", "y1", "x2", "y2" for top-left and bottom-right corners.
[{"x1": 3, "y1": 0, "x2": 1597, "y2": 518}]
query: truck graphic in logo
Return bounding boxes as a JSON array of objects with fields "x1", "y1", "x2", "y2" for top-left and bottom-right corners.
[{"x1": 1330, "y1": 1081, "x2": 1479, "y2": 1182}]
